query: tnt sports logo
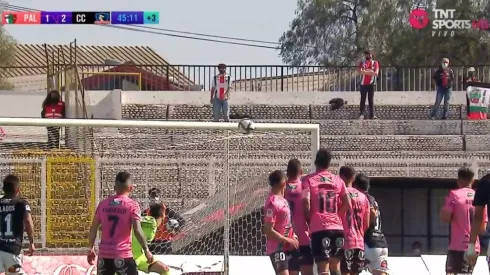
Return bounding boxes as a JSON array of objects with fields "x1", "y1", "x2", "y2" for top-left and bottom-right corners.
[
  {"x1": 408, "y1": 8, "x2": 490, "y2": 37},
  {"x1": 409, "y1": 9, "x2": 430, "y2": 29}
]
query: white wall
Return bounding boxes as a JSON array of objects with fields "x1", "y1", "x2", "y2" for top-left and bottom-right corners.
[
  {"x1": 154, "y1": 255, "x2": 489, "y2": 275},
  {"x1": 20, "y1": 255, "x2": 489, "y2": 275},
  {"x1": 121, "y1": 90, "x2": 468, "y2": 106},
  {"x1": 0, "y1": 89, "x2": 468, "y2": 142}
]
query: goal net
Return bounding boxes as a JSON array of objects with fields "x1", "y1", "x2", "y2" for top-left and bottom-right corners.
[{"x1": 0, "y1": 118, "x2": 320, "y2": 275}]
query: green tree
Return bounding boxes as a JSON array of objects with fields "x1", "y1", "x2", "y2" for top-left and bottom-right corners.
[
  {"x1": 279, "y1": 0, "x2": 490, "y2": 67},
  {"x1": 0, "y1": 1, "x2": 17, "y2": 90}
]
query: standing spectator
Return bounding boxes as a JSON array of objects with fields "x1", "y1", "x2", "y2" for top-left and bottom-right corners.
[
  {"x1": 430, "y1": 58, "x2": 454, "y2": 120},
  {"x1": 356, "y1": 50, "x2": 379, "y2": 120},
  {"x1": 210, "y1": 63, "x2": 233, "y2": 122},
  {"x1": 145, "y1": 188, "x2": 185, "y2": 254},
  {"x1": 463, "y1": 67, "x2": 479, "y2": 90},
  {"x1": 41, "y1": 90, "x2": 65, "y2": 149},
  {"x1": 464, "y1": 67, "x2": 479, "y2": 117}
]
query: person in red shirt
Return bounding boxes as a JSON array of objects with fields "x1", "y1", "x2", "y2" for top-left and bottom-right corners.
[
  {"x1": 41, "y1": 90, "x2": 65, "y2": 149},
  {"x1": 356, "y1": 51, "x2": 379, "y2": 120}
]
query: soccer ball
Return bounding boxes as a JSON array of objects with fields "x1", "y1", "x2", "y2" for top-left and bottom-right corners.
[
  {"x1": 166, "y1": 219, "x2": 179, "y2": 231},
  {"x1": 238, "y1": 119, "x2": 255, "y2": 134}
]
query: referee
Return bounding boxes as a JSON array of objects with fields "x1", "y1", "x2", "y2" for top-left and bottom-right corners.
[{"x1": 465, "y1": 174, "x2": 490, "y2": 269}]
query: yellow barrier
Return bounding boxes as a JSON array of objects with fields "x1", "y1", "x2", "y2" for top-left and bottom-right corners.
[
  {"x1": 46, "y1": 156, "x2": 96, "y2": 247},
  {"x1": 81, "y1": 71, "x2": 142, "y2": 90}
]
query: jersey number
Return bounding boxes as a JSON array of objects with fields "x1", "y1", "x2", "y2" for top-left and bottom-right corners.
[
  {"x1": 346, "y1": 206, "x2": 363, "y2": 231},
  {"x1": 108, "y1": 215, "x2": 119, "y2": 237},
  {"x1": 319, "y1": 191, "x2": 336, "y2": 213},
  {"x1": 0, "y1": 214, "x2": 13, "y2": 238}
]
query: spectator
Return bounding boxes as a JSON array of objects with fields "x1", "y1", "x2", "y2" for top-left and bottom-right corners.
[
  {"x1": 411, "y1": 241, "x2": 422, "y2": 256},
  {"x1": 356, "y1": 50, "x2": 379, "y2": 120},
  {"x1": 463, "y1": 67, "x2": 479, "y2": 91},
  {"x1": 430, "y1": 58, "x2": 454, "y2": 120},
  {"x1": 210, "y1": 63, "x2": 233, "y2": 122},
  {"x1": 41, "y1": 90, "x2": 65, "y2": 149},
  {"x1": 464, "y1": 67, "x2": 479, "y2": 117},
  {"x1": 144, "y1": 187, "x2": 185, "y2": 254}
]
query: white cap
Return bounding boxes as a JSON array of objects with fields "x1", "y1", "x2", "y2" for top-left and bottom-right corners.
[{"x1": 468, "y1": 67, "x2": 476, "y2": 72}]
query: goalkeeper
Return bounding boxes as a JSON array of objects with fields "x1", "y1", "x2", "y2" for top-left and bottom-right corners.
[{"x1": 132, "y1": 202, "x2": 171, "y2": 275}]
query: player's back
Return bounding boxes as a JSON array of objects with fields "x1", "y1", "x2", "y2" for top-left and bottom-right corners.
[
  {"x1": 132, "y1": 216, "x2": 157, "y2": 256},
  {"x1": 0, "y1": 197, "x2": 29, "y2": 255},
  {"x1": 96, "y1": 194, "x2": 141, "y2": 259},
  {"x1": 447, "y1": 187, "x2": 482, "y2": 251},
  {"x1": 285, "y1": 179, "x2": 309, "y2": 246},
  {"x1": 364, "y1": 193, "x2": 388, "y2": 248},
  {"x1": 341, "y1": 187, "x2": 369, "y2": 249},
  {"x1": 303, "y1": 170, "x2": 345, "y2": 232}
]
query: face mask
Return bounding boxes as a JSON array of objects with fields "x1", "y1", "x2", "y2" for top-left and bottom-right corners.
[
  {"x1": 412, "y1": 249, "x2": 421, "y2": 255},
  {"x1": 365, "y1": 56, "x2": 371, "y2": 60},
  {"x1": 441, "y1": 63, "x2": 448, "y2": 68}
]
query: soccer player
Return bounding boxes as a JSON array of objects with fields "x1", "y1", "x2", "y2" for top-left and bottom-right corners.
[
  {"x1": 441, "y1": 167, "x2": 486, "y2": 275},
  {"x1": 353, "y1": 173, "x2": 389, "y2": 275},
  {"x1": 339, "y1": 167, "x2": 370, "y2": 275},
  {"x1": 87, "y1": 172, "x2": 152, "y2": 275},
  {"x1": 465, "y1": 173, "x2": 490, "y2": 270},
  {"x1": 0, "y1": 175, "x2": 35, "y2": 275},
  {"x1": 302, "y1": 148, "x2": 352, "y2": 275},
  {"x1": 285, "y1": 159, "x2": 314, "y2": 275},
  {"x1": 264, "y1": 170, "x2": 299, "y2": 275},
  {"x1": 133, "y1": 202, "x2": 170, "y2": 275},
  {"x1": 145, "y1": 187, "x2": 185, "y2": 254}
]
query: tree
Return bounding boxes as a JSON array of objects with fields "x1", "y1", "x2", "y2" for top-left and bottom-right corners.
[
  {"x1": 0, "y1": 2, "x2": 17, "y2": 90},
  {"x1": 279, "y1": 0, "x2": 490, "y2": 67}
]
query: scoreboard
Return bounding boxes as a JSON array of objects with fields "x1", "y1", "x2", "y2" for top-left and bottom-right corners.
[{"x1": 2, "y1": 11, "x2": 160, "y2": 25}]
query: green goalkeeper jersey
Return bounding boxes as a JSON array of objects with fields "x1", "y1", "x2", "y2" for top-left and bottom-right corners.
[{"x1": 132, "y1": 216, "x2": 157, "y2": 257}]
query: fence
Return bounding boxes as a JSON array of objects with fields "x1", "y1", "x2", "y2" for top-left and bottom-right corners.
[{"x1": 1, "y1": 64, "x2": 490, "y2": 92}]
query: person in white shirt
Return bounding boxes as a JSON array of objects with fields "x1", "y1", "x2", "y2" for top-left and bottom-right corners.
[{"x1": 210, "y1": 63, "x2": 233, "y2": 122}]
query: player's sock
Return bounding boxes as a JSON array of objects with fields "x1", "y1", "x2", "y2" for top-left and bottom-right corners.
[
  {"x1": 318, "y1": 272, "x2": 330, "y2": 275},
  {"x1": 330, "y1": 271, "x2": 341, "y2": 275}
]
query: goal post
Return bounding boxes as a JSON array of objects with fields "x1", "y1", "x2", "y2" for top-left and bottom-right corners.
[{"x1": 0, "y1": 117, "x2": 320, "y2": 274}]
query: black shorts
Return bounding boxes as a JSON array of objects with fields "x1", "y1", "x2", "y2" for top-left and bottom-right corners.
[
  {"x1": 311, "y1": 230, "x2": 345, "y2": 262},
  {"x1": 341, "y1": 248, "x2": 366, "y2": 273},
  {"x1": 97, "y1": 258, "x2": 138, "y2": 275},
  {"x1": 298, "y1": 245, "x2": 314, "y2": 266},
  {"x1": 269, "y1": 250, "x2": 300, "y2": 273},
  {"x1": 446, "y1": 250, "x2": 477, "y2": 274}
]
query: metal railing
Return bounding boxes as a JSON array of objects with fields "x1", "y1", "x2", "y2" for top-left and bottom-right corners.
[{"x1": 1, "y1": 64, "x2": 489, "y2": 92}]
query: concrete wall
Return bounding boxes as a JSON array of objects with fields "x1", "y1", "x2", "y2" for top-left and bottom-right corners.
[
  {"x1": 121, "y1": 90, "x2": 468, "y2": 105},
  {"x1": 0, "y1": 90, "x2": 470, "y2": 142}
]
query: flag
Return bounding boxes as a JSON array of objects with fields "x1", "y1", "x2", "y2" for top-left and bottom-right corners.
[{"x1": 4, "y1": 14, "x2": 16, "y2": 24}]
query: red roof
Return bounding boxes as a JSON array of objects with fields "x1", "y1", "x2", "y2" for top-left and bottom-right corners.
[{"x1": 81, "y1": 64, "x2": 192, "y2": 91}]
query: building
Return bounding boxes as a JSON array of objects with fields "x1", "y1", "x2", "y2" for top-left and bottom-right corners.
[{"x1": 0, "y1": 44, "x2": 197, "y2": 92}]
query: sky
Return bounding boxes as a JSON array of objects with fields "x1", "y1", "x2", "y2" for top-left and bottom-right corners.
[{"x1": 5, "y1": 0, "x2": 297, "y2": 65}]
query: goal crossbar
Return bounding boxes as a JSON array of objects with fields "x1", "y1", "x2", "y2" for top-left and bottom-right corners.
[
  {"x1": 0, "y1": 118, "x2": 321, "y2": 170},
  {"x1": 0, "y1": 117, "x2": 321, "y2": 131}
]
